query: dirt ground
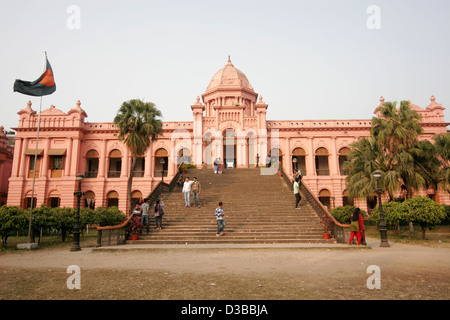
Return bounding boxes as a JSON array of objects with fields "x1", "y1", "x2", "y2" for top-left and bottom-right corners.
[{"x1": 0, "y1": 236, "x2": 449, "y2": 302}]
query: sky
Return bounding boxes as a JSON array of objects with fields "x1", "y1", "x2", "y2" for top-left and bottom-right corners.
[{"x1": 1, "y1": 0, "x2": 449, "y2": 132}]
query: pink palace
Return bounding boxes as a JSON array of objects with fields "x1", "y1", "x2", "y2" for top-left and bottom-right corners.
[{"x1": 6, "y1": 58, "x2": 450, "y2": 212}]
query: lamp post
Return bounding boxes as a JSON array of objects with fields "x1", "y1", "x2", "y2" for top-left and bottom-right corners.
[
  {"x1": 292, "y1": 157, "x2": 298, "y2": 171},
  {"x1": 373, "y1": 170, "x2": 390, "y2": 247},
  {"x1": 70, "y1": 174, "x2": 84, "y2": 252},
  {"x1": 160, "y1": 158, "x2": 165, "y2": 183}
]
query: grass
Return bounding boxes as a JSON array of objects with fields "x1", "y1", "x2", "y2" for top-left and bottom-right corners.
[
  {"x1": 364, "y1": 225, "x2": 450, "y2": 247},
  {"x1": 0, "y1": 230, "x2": 99, "y2": 253}
]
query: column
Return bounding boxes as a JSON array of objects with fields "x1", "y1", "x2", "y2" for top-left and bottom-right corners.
[
  {"x1": 11, "y1": 137, "x2": 23, "y2": 177},
  {"x1": 19, "y1": 138, "x2": 28, "y2": 177},
  {"x1": 98, "y1": 139, "x2": 107, "y2": 178},
  {"x1": 65, "y1": 138, "x2": 73, "y2": 177},
  {"x1": 307, "y1": 137, "x2": 315, "y2": 176},
  {"x1": 42, "y1": 138, "x2": 51, "y2": 178}
]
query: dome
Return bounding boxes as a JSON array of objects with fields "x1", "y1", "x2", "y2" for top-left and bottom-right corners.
[{"x1": 206, "y1": 58, "x2": 253, "y2": 92}]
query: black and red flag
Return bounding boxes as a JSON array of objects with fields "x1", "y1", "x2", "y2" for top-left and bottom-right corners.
[{"x1": 14, "y1": 55, "x2": 56, "y2": 96}]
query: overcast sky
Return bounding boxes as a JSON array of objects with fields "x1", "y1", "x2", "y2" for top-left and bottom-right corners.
[{"x1": 1, "y1": 0, "x2": 449, "y2": 132}]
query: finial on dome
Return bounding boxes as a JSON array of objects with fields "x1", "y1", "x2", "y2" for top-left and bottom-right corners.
[
  {"x1": 431, "y1": 95, "x2": 436, "y2": 102},
  {"x1": 27, "y1": 100, "x2": 32, "y2": 107},
  {"x1": 380, "y1": 96, "x2": 385, "y2": 103},
  {"x1": 76, "y1": 100, "x2": 81, "y2": 107}
]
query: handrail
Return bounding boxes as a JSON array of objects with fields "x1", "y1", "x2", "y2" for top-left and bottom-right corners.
[
  {"x1": 95, "y1": 162, "x2": 185, "y2": 247},
  {"x1": 279, "y1": 168, "x2": 350, "y2": 243}
]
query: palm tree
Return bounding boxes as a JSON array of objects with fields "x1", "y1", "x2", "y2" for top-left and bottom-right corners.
[
  {"x1": 371, "y1": 100, "x2": 424, "y2": 199},
  {"x1": 114, "y1": 99, "x2": 163, "y2": 215},
  {"x1": 346, "y1": 100, "x2": 427, "y2": 202}
]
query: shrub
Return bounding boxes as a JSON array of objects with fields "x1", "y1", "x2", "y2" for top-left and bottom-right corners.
[
  {"x1": 94, "y1": 207, "x2": 127, "y2": 227},
  {"x1": 0, "y1": 206, "x2": 27, "y2": 246},
  {"x1": 331, "y1": 205, "x2": 367, "y2": 224},
  {"x1": 404, "y1": 196, "x2": 446, "y2": 239}
]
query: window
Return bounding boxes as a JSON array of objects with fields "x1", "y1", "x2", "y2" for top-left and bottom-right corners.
[
  {"x1": 315, "y1": 148, "x2": 329, "y2": 176},
  {"x1": 107, "y1": 191, "x2": 119, "y2": 208},
  {"x1": 85, "y1": 150, "x2": 99, "y2": 178},
  {"x1": 108, "y1": 149, "x2": 122, "y2": 178}
]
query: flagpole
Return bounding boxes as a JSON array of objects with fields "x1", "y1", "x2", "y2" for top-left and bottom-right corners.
[{"x1": 27, "y1": 52, "x2": 47, "y2": 243}]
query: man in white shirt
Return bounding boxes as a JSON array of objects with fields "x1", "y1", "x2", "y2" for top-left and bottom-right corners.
[{"x1": 182, "y1": 177, "x2": 195, "y2": 208}]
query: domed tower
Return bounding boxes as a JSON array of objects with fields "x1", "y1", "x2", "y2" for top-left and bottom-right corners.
[
  {"x1": 202, "y1": 57, "x2": 259, "y2": 120},
  {"x1": 193, "y1": 58, "x2": 268, "y2": 169}
]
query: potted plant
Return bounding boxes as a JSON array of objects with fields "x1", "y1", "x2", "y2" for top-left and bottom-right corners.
[
  {"x1": 128, "y1": 215, "x2": 142, "y2": 241},
  {"x1": 319, "y1": 214, "x2": 333, "y2": 239}
]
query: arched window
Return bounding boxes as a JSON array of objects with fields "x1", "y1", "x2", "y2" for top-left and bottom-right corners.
[
  {"x1": 108, "y1": 149, "x2": 122, "y2": 178},
  {"x1": 131, "y1": 190, "x2": 143, "y2": 208},
  {"x1": 107, "y1": 191, "x2": 119, "y2": 208},
  {"x1": 47, "y1": 190, "x2": 61, "y2": 208},
  {"x1": 85, "y1": 150, "x2": 99, "y2": 178},
  {"x1": 84, "y1": 191, "x2": 96, "y2": 209},
  {"x1": 315, "y1": 148, "x2": 329, "y2": 176},
  {"x1": 292, "y1": 148, "x2": 306, "y2": 175},
  {"x1": 342, "y1": 189, "x2": 354, "y2": 206},
  {"x1": 268, "y1": 148, "x2": 283, "y2": 169},
  {"x1": 339, "y1": 147, "x2": 350, "y2": 175},
  {"x1": 154, "y1": 148, "x2": 168, "y2": 177},
  {"x1": 318, "y1": 189, "x2": 331, "y2": 210},
  {"x1": 178, "y1": 148, "x2": 191, "y2": 165}
]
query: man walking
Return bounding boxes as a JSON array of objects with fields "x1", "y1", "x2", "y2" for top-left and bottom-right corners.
[
  {"x1": 215, "y1": 202, "x2": 226, "y2": 236},
  {"x1": 182, "y1": 177, "x2": 194, "y2": 208},
  {"x1": 294, "y1": 177, "x2": 302, "y2": 209},
  {"x1": 141, "y1": 198, "x2": 150, "y2": 233},
  {"x1": 192, "y1": 177, "x2": 201, "y2": 208}
]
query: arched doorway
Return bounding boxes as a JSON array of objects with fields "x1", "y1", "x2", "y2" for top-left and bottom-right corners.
[
  {"x1": 108, "y1": 149, "x2": 122, "y2": 178},
  {"x1": 223, "y1": 129, "x2": 236, "y2": 168}
]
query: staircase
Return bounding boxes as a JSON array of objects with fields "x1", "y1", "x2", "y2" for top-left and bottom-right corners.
[{"x1": 133, "y1": 168, "x2": 334, "y2": 244}]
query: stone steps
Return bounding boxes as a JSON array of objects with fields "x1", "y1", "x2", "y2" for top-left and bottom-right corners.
[{"x1": 128, "y1": 168, "x2": 333, "y2": 245}]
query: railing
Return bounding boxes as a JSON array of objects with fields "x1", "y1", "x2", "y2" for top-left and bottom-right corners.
[
  {"x1": 279, "y1": 168, "x2": 351, "y2": 244},
  {"x1": 95, "y1": 162, "x2": 184, "y2": 247}
]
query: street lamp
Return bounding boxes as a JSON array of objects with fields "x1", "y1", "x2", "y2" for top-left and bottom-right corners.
[
  {"x1": 70, "y1": 173, "x2": 85, "y2": 252},
  {"x1": 160, "y1": 158, "x2": 165, "y2": 183},
  {"x1": 292, "y1": 157, "x2": 298, "y2": 171},
  {"x1": 373, "y1": 170, "x2": 390, "y2": 247}
]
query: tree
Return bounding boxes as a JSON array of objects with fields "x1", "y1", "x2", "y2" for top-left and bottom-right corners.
[
  {"x1": 403, "y1": 196, "x2": 446, "y2": 239},
  {"x1": 346, "y1": 100, "x2": 431, "y2": 203},
  {"x1": 113, "y1": 99, "x2": 163, "y2": 215}
]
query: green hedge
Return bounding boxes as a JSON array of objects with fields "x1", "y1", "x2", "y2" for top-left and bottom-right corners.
[
  {"x1": 331, "y1": 197, "x2": 447, "y2": 239},
  {"x1": 0, "y1": 205, "x2": 126, "y2": 246}
]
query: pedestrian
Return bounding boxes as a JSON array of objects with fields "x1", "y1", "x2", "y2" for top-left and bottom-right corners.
[
  {"x1": 177, "y1": 175, "x2": 184, "y2": 188},
  {"x1": 213, "y1": 158, "x2": 218, "y2": 174},
  {"x1": 154, "y1": 198, "x2": 165, "y2": 231},
  {"x1": 215, "y1": 202, "x2": 226, "y2": 236},
  {"x1": 348, "y1": 207, "x2": 364, "y2": 245},
  {"x1": 292, "y1": 169, "x2": 299, "y2": 183},
  {"x1": 256, "y1": 153, "x2": 259, "y2": 168},
  {"x1": 192, "y1": 177, "x2": 201, "y2": 208},
  {"x1": 293, "y1": 177, "x2": 302, "y2": 209},
  {"x1": 140, "y1": 198, "x2": 150, "y2": 234},
  {"x1": 182, "y1": 177, "x2": 194, "y2": 208},
  {"x1": 217, "y1": 157, "x2": 223, "y2": 174}
]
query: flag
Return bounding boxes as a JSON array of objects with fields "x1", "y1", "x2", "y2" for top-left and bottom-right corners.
[{"x1": 14, "y1": 56, "x2": 56, "y2": 96}]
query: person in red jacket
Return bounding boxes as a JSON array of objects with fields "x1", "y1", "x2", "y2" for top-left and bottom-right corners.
[{"x1": 348, "y1": 207, "x2": 364, "y2": 245}]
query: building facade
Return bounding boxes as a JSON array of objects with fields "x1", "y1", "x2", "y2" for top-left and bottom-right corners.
[
  {"x1": 7, "y1": 59, "x2": 450, "y2": 212},
  {"x1": 0, "y1": 126, "x2": 14, "y2": 206}
]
